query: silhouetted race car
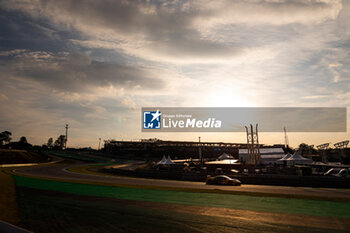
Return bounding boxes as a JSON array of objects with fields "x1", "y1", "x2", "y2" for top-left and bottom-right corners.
[{"x1": 206, "y1": 175, "x2": 241, "y2": 186}]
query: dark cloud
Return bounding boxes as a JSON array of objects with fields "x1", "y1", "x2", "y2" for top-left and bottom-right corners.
[
  {"x1": 58, "y1": 0, "x2": 240, "y2": 57},
  {"x1": 0, "y1": 0, "x2": 343, "y2": 63},
  {"x1": 0, "y1": 50, "x2": 165, "y2": 92},
  {"x1": 0, "y1": 8, "x2": 81, "y2": 53},
  {"x1": 0, "y1": 0, "x2": 241, "y2": 60}
]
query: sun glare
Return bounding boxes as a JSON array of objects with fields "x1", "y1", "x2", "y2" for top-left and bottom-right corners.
[{"x1": 204, "y1": 90, "x2": 252, "y2": 107}]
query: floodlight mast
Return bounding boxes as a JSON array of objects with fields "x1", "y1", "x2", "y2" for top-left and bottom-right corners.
[
  {"x1": 334, "y1": 140, "x2": 349, "y2": 149},
  {"x1": 316, "y1": 143, "x2": 330, "y2": 150},
  {"x1": 334, "y1": 140, "x2": 349, "y2": 163},
  {"x1": 316, "y1": 143, "x2": 330, "y2": 163}
]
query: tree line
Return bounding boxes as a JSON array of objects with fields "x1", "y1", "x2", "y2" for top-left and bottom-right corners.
[{"x1": 0, "y1": 131, "x2": 67, "y2": 150}]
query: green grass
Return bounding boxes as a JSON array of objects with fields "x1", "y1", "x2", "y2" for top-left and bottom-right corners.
[
  {"x1": 17, "y1": 187, "x2": 344, "y2": 233},
  {"x1": 14, "y1": 176, "x2": 350, "y2": 219}
]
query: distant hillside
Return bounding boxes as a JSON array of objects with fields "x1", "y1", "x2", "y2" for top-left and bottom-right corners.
[{"x1": 0, "y1": 149, "x2": 49, "y2": 164}]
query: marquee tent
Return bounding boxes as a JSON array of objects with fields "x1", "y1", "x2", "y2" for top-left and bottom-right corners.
[
  {"x1": 286, "y1": 152, "x2": 312, "y2": 165},
  {"x1": 164, "y1": 155, "x2": 175, "y2": 165},
  {"x1": 279, "y1": 153, "x2": 292, "y2": 160},
  {"x1": 157, "y1": 156, "x2": 167, "y2": 165},
  {"x1": 276, "y1": 153, "x2": 292, "y2": 163},
  {"x1": 218, "y1": 153, "x2": 234, "y2": 160}
]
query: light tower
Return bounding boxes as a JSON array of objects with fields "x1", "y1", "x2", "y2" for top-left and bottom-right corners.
[
  {"x1": 334, "y1": 140, "x2": 349, "y2": 163},
  {"x1": 65, "y1": 124, "x2": 69, "y2": 149},
  {"x1": 334, "y1": 140, "x2": 349, "y2": 149},
  {"x1": 316, "y1": 143, "x2": 330, "y2": 163},
  {"x1": 245, "y1": 124, "x2": 261, "y2": 165}
]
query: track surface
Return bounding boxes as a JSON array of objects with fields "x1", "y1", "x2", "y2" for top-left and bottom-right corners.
[{"x1": 14, "y1": 163, "x2": 350, "y2": 199}]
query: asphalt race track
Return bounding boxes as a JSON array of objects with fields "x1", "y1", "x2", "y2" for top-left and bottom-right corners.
[{"x1": 13, "y1": 163, "x2": 350, "y2": 200}]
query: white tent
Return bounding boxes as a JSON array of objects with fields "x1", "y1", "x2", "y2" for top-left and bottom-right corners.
[
  {"x1": 278, "y1": 153, "x2": 292, "y2": 161},
  {"x1": 280, "y1": 153, "x2": 292, "y2": 160},
  {"x1": 287, "y1": 152, "x2": 312, "y2": 165},
  {"x1": 164, "y1": 155, "x2": 175, "y2": 165},
  {"x1": 218, "y1": 153, "x2": 234, "y2": 160},
  {"x1": 157, "y1": 156, "x2": 167, "y2": 165},
  {"x1": 276, "y1": 153, "x2": 291, "y2": 164}
]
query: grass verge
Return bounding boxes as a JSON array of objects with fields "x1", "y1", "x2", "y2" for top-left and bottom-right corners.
[
  {"x1": 0, "y1": 149, "x2": 49, "y2": 164},
  {"x1": 14, "y1": 175, "x2": 350, "y2": 219},
  {"x1": 64, "y1": 164, "x2": 350, "y2": 202},
  {"x1": 17, "y1": 186, "x2": 347, "y2": 233}
]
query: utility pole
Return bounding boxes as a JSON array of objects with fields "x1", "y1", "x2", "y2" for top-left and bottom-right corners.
[
  {"x1": 65, "y1": 124, "x2": 69, "y2": 149},
  {"x1": 284, "y1": 126, "x2": 289, "y2": 148},
  {"x1": 198, "y1": 136, "x2": 202, "y2": 165},
  {"x1": 98, "y1": 138, "x2": 101, "y2": 150}
]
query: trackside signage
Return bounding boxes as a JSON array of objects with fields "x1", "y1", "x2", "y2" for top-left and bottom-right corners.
[{"x1": 141, "y1": 107, "x2": 347, "y2": 132}]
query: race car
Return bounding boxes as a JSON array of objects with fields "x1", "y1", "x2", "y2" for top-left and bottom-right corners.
[{"x1": 206, "y1": 175, "x2": 241, "y2": 186}]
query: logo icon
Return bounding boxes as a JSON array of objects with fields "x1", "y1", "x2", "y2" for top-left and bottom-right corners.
[{"x1": 143, "y1": 110, "x2": 161, "y2": 129}]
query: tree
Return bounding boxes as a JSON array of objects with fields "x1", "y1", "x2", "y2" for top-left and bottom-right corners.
[
  {"x1": 284, "y1": 145, "x2": 294, "y2": 154},
  {"x1": 0, "y1": 131, "x2": 12, "y2": 146},
  {"x1": 47, "y1": 137, "x2": 53, "y2": 148},
  {"x1": 54, "y1": 135, "x2": 66, "y2": 149},
  {"x1": 19, "y1": 136, "x2": 28, "y2": 144},
  {"x1": 298, "y1": 143, "x2": 316, "y2": 156}
]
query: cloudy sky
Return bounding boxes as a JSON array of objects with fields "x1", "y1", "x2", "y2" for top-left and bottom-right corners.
[{"x1": 0, "y1": 0, "x2": 349, "y2": 148}]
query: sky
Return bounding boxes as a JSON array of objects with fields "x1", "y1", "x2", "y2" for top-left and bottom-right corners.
[{"x1": 0, "y1": 0, "x2": 350, "y2": 148}]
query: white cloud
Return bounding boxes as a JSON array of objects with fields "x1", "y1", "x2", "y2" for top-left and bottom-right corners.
[
  {"x1": 122, "y1": 97, "x2": 137, "y2": 110},
  {"x1": 194, "y1": 0, "x2": 342, "y2": 26}
]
